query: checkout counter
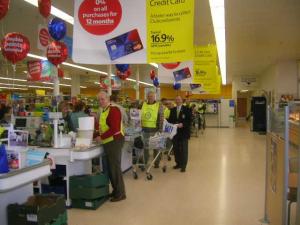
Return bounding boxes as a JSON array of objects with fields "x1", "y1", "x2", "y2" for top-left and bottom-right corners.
[
  {"x1": 0, "y1": 161, "x2": 51, "y2": 225},
  {"x1": 3, "y1": 114, "x2": 133, "y2": 208}
]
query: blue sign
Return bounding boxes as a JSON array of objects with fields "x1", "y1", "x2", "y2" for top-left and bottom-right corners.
[{"x1": 229, "y1": 100, "x2": 235, "y2": 107}]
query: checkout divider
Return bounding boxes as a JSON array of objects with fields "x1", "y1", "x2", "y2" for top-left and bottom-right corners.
[{"x1": 262, "y1": 103, "x2": 300, "y2": 225}]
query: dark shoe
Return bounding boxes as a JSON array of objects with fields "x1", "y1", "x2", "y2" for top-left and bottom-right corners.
[
  {"x1": 154, "y1": 164, "x2": 159, "y2": 168},
  {"x1": 173, "y1": 165, "x2": 180, "y2": 169},
  {"x1": 180, "y1": 168, "x2": 186, "y2": 172},
  {"x1": 109, "y1": 192, "x2": 115, "y2": 197},
  {"x1": 110, "y1": 195, "x2": 126, "y2": 202}
]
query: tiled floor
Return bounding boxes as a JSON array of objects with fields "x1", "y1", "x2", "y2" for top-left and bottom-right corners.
[{"x1": 68, "y1": 127, "x2": 266, "y2": 225}]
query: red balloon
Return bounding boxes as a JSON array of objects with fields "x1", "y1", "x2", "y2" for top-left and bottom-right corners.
[
  {"x1": 58, "y1": 68, "x2": 64, "y2": 78},
  {"x1": 0, "y1": 0, "x2": 9, "y2": 20},
  {"x1": 38, "y1": 0, "x2": 51, "y2": 18},
  {"x1": 150, "y1": 69, "x2": 156, "y2": 80},
  {"x1": 1, "y1": 32, "x2": 30, "y2": 64},
  {"x1": 47, "y1": 41, "x2": 68, "y2": 66},
  {"x1": 117, "y1": 68, "x2": 131, "y2": 80}
]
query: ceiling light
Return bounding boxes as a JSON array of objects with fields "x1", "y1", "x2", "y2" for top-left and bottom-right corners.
[
  {"x1": 0, "y1": 86, "x2": 28, "y2": 90},
  {"x1": 209, "y1": 0, "x2": 226, "y2": 85},
  {"x1": 28, "y1": 85, "x2": 53, "y2": 89},
  {"x1": 0, "y1": 82, "x2": 27, "y2": 87},
  {"x1": 62, "y1": 62, "x2": 107, "y2": 75},
  {"x1": 42, "y1": 81, "x2": 71, "y2": 87},
  {"x1": 0, "y1": 77, "x2": 27, "y2": 82},
  {"x1": 127, "y1": 78, "x2": 153, "y2": 86},
  {"x1": 42, "y1": 82, "x2": 53, "y2": 85},
  {"x1": 240, "y1": 90, "x2": 249, "y2": 93},
  {"x1": 63, "y1": 77, "x2": 71, "y2": 80},
  {"x1": 94, "y1": 82, "x2": 100, "y2": 85},
  {"x1": 150, "y1": 63, "x2": 158, "y2": 68},
  {"x1": 27, "y1": 53, "x2": 108, "y2": 75},
  {"x1": 138, "y1": 81, "x2": 154, "y2": 86},
  {"x1": 23, "y1": 0, "x2": 74, "y2": 24},
  {"x1": 80, "y1": 86, "x2": 87, "y2": 89},
  {"x1": 59, "y1": 83, "x2": 72, "y2": 87}
]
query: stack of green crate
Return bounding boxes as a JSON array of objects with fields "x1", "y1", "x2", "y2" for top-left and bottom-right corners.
[
  {"x1": 70, "y1": 173, "x2": 109, "y2": 210},
  {"x1": 7, "y1": 194, "x2": 66, "y2": 225}
]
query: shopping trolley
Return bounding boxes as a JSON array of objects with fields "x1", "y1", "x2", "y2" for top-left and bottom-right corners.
[
  {"x1": 191, "y1": 113, "x2": 199, "y2": 137},
  {"x1": 125, "y1": 127, "x2": 146, "y2": 180},
  {"x1": 146, "y1": 133, "x2": 173, "y2": 180}
]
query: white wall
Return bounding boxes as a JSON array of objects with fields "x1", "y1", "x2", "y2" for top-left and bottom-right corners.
[
  {"x1": 259, "y1": 61, "x2": 298, "y2": 102},
  {"x1": 276, "y1": 61, "x2": 298, "y2": 98},
  {"x1": 259, "y1": 64, "x2": 277, "y2": 93}
]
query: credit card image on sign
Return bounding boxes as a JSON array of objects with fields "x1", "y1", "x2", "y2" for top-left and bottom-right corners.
[
  {"x1": 173, "y1": 67, "x2": 191, "y2": 82},
  {"x1": 105, "y1": 29, "x2": 144, "y2": 60}
]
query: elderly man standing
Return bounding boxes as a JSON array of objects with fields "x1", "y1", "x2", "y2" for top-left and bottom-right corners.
[
  {"x1": 141, "y1": 91, "x2": 164, "y2": 168},
  {"x1": 168, "y1": 96, "x2": 191, "y2": 172},
  {"x1": 96, "y1": 91, "x2": 126, "y2": 202}
]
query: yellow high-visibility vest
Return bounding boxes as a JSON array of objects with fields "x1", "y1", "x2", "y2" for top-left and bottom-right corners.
[
  {"x1": 164, "y1": 107, "x2": 170, "y2": 119},
  {"x1": 99, "y1": 106, "x2": 124, "y2": 144},
  {"x1": 141, "y1": 102, "x2": 159, "y2": 128}
]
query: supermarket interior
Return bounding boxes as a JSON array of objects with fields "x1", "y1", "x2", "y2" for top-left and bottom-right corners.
[{"x1": 0, "y1": 0, "x2": 300, "y2": 225}]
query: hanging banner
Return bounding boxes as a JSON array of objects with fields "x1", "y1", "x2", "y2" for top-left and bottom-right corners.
[
  {"x1": 181, "y1": 76, "x2": 221, "y2": 95},
  {"x1": 37, "y1": 24, "x2": 50, "y2": 52},
  {"x1": 147, "y1": 0, "x2": 194, "y2": 63},
  {"x1": 158, "y1": 61, "x2": 193, "y2": 84},
  {"x1": 193, "y1": 45, "x2": 217, "y2": 84},
  {"x1": 27, "y1": 60, "x2": 58, "y2": 82},
  {"x1": 73, "y1": 0, "x2": 147, "y2": 64}
]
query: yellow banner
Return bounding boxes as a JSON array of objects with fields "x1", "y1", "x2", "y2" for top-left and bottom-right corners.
[
  {"x1": 200, "y1": 75, "x2": 221, "y2": 95},
  {"x1": 193, "y1": 45, "x2": 217, "y2": 84},
  {"x1": 147, "y1": 0, "x2": 194, "y2": 63}
]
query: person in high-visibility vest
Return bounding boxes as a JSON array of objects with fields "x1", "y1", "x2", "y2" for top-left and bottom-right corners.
[
  {"x1": 161, "y1": 98, "x2": 172, "y2": 120},
  {"x1": 96, "y1": 91, "x2": 126, "y2": 202},
  {"x1": 141, "y1": 91, "x2": 164, "y2": 167}
]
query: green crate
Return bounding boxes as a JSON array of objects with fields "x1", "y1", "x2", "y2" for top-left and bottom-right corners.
[
  {"x1": 69, "y1": 173, "x2": 109, "y2": 189},
  {"x1": 7, "y1": 194, "x2": 65, "y2": 225},
  {"x1": 47, "y1": 212, "x2": 68, "y2": 225},
  {"x1": 71, "y1": 197, "x2": 108, "y2": 210},
  {"x1": 70, "y1": 185, "x2": 109, "y2": 199}
]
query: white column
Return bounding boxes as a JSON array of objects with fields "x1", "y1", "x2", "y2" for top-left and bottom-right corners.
[
  {"x1": 71, "y1": 74, "x2": 81, "y2": 97},
  {"x1": 53, "y1": 74, "x2": 60, "y2": 96},
  {"x1": 107, "y1": 65, "x2": 112, "y2": 96},
  {"x1": 136, "y1": 65, "x2": 140, "y2": 100}
]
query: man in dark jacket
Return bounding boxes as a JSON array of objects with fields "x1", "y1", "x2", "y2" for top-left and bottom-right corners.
[{"x1": 168, "y1": 96, "x2": 191, "y2": 172}]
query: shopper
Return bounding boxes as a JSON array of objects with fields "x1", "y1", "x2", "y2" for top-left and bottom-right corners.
[
  {"x1": 168, "y1": 96, "x2": 191, "y2": 172},
  {"x1": 96, "y1": 91, "x2": 126, "y2": 202},
  {"x1": 141, "y1": 91, "x2": 164, "y2": 167},
  {"x1": 69, "y1": 100, "x2": 88, "y2": 132},
  {"x1": 0, "y1": 105, "x2": 12, "y2": 125},
  {"x1": 110, "y1": 94, "x2": 129, "y2": 126}
]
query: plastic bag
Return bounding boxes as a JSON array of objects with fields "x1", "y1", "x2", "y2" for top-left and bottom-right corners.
[
  {"x1": 0, "y1": 144, "x2": 9, "y2": 173},
  {"x1": 162, "y1": 119, "x2": 177, "y2": 139}
]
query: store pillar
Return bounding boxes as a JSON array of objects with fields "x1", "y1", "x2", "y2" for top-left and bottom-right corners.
[{"x1": 71, "y1": 74, "x2": 81, "y2": 97}]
